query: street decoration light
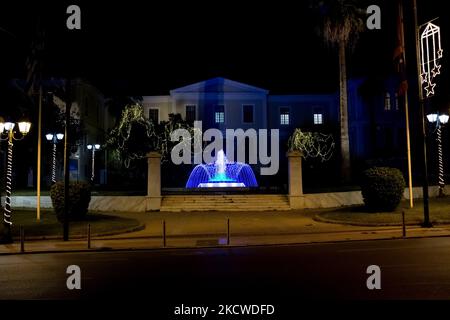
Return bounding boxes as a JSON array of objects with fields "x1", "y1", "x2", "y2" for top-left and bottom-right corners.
[
  {"x1": 87, "y1": 144, "x2": 100, "y2": 182},
  {"x1": 427, "y1": 113, "x2": 449, "y2": 196},
  {"x1": 414, "y1": 14, "x2": 444, "y2": 228},
  {"x1": 0, "y1": 117, "x2": 31, "y2": 243},
  {"x1": 45, "y1": 133, "x2": 64, "y2": 184},
  {"x1": 420, "y1": 22, "x2": 443, "y2": 97}
]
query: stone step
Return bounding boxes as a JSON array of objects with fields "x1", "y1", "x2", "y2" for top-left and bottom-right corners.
[
  {"x1": 162, "y1": 200, "x2": 289, "y2": 204},
  {"x1": 161, "y1": 207, "x2": 291, "y2": 212},
  {"x1": 161, "y1": 203, "x2": 291, "y2": 208},
  {"x1": 161, "y1": 195, "x2": 290, "y2": 211},
  {"x1": 161, "y1": 200, "x2": 290, "y2": 205},
  {"x1": 162, "y1": 196, "x2": 288, "y2": 201}
]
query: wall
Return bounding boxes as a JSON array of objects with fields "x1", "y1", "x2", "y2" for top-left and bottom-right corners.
[{"x1": 8, "y1": 185, "x2": 449, "y2": 212}]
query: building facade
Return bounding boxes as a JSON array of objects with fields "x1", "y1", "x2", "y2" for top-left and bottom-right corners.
[{"x1": 141, "y1": 77, "x2": 408, "y2": 190}]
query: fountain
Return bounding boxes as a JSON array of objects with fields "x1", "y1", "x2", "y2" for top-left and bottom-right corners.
[{"x1": 186, "y1": 150, "x2": 258, "y2": 188}]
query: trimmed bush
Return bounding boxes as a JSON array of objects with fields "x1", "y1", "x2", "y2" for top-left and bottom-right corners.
[
  {"x1": 360, "y1": 167, "x2": 405, "y2": 212},
  {"x1": 50, "y1": 181, "x2": 92, "y2": 222}
]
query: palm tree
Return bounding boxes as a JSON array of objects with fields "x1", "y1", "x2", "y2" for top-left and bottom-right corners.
[{"x1": 314, "y1": 0, "x2": 365, "y2": 182}]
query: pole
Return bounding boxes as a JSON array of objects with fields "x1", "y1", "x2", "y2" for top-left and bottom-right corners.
[
  {"x1": 405, "y1": 96, "x2": 414, "y2": 207},
  {"x1": 63, "y1": 79, "x2": 71, "y2": 241},
  {"x1": 87, "y1": 224, "x2": 91, "y2": 249},
  {"x1": 3, "y1": 131, "x2": 13, "y2": 243},
  {"x1": 37, "y1": 85, "x2": 42, "y2": 220},
  {"x1": 91, "y1": 148, "x2": 95, "y2": 182},
  {"x1": 20, "y1": 226, "x2": 25, "y2": 253},
  {"x1": 163, "y1": 220, "x2": 166, "y2": 247},
  {"x1": 398, "y1": 0, "x2": 414, "y2": 208},
  {"x1": 437, "y1": 125, "x2": 445, "y2": 196},
  {"x1": 52, "y1": 142, "x2": 57, "y2": 184},
  {"x1": 413, "y1": 0, "x2": 432, "y2": 227},
  {"x1": 402, "y1": 210, "x2": 406, "y2": 238},
  {"x1": 227, "y1": 218, "x2": 230, "y2": 245}
]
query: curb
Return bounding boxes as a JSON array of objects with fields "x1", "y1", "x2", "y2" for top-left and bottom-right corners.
[
  {"x1": 313, "y1": 214, "x2": 450, "y2": 227},
  {"x1": 9, "y1": 224, "x2": 146, "y2": 242},
  {"x1": 11, "y1": 224, "x2": 447, "y2": 242},
  {"x1": 2, "y1": 230, "x2": 450, "y2": 256}
]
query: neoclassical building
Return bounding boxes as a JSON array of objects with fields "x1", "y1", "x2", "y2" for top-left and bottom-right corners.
[
  {"x1": 48, "y1": 77, "x2": 406, "y2": 190},
  {"x1": 140, "y1": 77, "x2": 407, "y2": 190}
]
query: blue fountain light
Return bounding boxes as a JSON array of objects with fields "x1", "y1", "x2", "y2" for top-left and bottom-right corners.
[{"x1": 186, "y1": 150, "x2": 258, "y2": 188}]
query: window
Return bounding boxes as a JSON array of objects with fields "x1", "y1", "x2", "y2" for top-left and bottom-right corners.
[
  {"x1": 215, "y1": 105, "x2": 225, "y2": 124},
  {"x1": 313, "y1": 113, "x2": 323, "y2": 125},
  {"x1": 149, "y1": 108, "x2": 159, "y2": 124},
  {"x1": 242, "y1": 104, "x2": 254, "y2": 123},
  {"x1": 280, "y1": 107, "x2": 290, "y2": 125},
  {"x1": 384, "y1": 92, "x2": 391, "y2": 111},
  {"x1": 185, "y1": 105, "x2": 196, "y2": 122}
]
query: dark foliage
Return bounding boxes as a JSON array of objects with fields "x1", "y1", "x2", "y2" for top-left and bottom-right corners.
[{"x1": 361, "y1": 167, "x2": 405, "y2": 212}]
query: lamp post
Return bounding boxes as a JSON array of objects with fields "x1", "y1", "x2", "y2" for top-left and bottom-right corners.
[
  {"x1": 414, "y1": 1, "x2": 444, "y2": 227},
  {"x1": 45, "y1": 133, "x2": 64, "y2": 184},
  {"x1": 0, "y1": 118, "x2": 32, "y2": 243},
  {"x1": 87, "y1": 144, "x2": 100, "y2": 182},
  {"x1": 427, "y1": 113, "x2": 449, "y2": 197}
]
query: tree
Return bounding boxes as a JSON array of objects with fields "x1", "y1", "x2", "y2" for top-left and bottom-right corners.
[
  {"x1": 105, "y1": 104, "x2": 196, "y2": 168},
  {"x1": 104, "y1": 95, "x2": 142, "y2": 124},
  {"x1": 288, "y1": 128, "x2": 335, "y2": 162},
  {"x1": 313, "y1": 0, "x2": 365, "y2": 182}
]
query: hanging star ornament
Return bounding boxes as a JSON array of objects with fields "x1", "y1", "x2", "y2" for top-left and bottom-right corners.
[
  {"x1": 420, "y1": 22, "x2": 443, "y2": 98},
  {"x1": 420, "y1": 72, "x2": 428, "y2": 83},
  {"x1": 425, "y1": 82, "x2": 436, "y2": 97},
  {"x1": 432, "y1": 64, "x2": 441, "y2": 77}
]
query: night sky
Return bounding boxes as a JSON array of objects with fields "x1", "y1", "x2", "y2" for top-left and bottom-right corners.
[{"x1": 0, "y1": 0, "x2": 449, "y2": 96}]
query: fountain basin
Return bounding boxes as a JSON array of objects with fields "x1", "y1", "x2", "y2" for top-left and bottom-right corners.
[{"x1": 185, "y1": 150, "x2": 258, "y2": 188}]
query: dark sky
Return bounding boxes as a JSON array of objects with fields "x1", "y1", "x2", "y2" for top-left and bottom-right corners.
[{"x1": 0, "y1": 0, "x2": 449, "y2": 96}]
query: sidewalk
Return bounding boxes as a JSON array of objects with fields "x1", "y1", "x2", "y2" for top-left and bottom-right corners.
[{"x1": 1, "y1": 210, "x2": 450, "y2": 254}]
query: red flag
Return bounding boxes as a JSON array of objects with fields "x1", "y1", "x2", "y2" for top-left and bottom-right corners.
[{"x1": 393, "y1": 0, "x2": 408, "y2": 96}]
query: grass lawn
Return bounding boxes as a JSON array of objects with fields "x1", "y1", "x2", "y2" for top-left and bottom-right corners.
[
  {"x1": 0, "y1": 209, "x2": 142, "y2": 239},
  {"x1": 315, "y1": 196, "x2": 450, "y2": 226}
]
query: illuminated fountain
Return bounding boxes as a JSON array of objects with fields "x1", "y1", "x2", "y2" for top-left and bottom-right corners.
[{"x1": 186, "y1": 150, "x2": 258, "y2": 188}]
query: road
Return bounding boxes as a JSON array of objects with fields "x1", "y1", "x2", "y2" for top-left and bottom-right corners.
[{"x1": 1, "y1": 237, "x2": 450, "y2": 315}]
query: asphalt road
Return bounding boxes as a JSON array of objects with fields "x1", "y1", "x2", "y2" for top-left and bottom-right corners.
[{"x1": 1, "y1": 237, "x2": 450, "y2": 316}]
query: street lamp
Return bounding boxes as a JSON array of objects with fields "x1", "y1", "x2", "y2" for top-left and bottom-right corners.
[
  {"x1": 427, "y1": 113, "x2": 449, "y2": 197},
  {"x1": 45, "y1": 133, "x2": 64, "y2": 184},
  {"x1": 87, "y1": 144, "x2": 101, "y2": 182},
  {"x1": 0, "y1": 117, "x2": 31, "y2": 243}
]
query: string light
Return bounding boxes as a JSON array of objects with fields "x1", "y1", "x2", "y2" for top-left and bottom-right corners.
[
  {"x1": 288, "y1": 129, "x2": 335, "y2": 162},
  {"x1": 4, "y1": 140, "x2": 13, "y2": 226},
  {"x1": 52, "y1": 143, "x2": 57, "y2": 183},
  {"x1": 437, "y1": 126, "x2": 445, "y2": 195}
]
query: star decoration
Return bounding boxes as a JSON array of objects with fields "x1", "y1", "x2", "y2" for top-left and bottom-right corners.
[
  {"x1": 420, "y1": 72, "x2": 428, "y2": 83},
  {"x1": 425, "y1": 83, "x2": 436, "y2": 97},
  {"x1": 437, "y1": 49, "x2": 444, "y2": 59},
  {"x1": 432, "y1": 65, "x2": 441, "y2": 77}
]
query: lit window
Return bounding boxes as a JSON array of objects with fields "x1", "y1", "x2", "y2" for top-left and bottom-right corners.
[
  {"x1": 215, "y1": 105, "x2": 225, "y2": 123},
  {"x1": 314, "y1": 113, "x2": 323, "y2": 125},
  {"x1": 149, "y1": 108, "x2": 159, "y2": 124},
  {"x1": 243, "y1": 104, "x2": 254, "y2": 123},
  {"x1": 280, "y1": 107, "x2": 290, "y2": 125},
  {"x1": 384, "y1": 92, "x2": 391, "y2": 111},
  {"x1": 185, "y1": 105, "x2": 196, "y2": 122}
]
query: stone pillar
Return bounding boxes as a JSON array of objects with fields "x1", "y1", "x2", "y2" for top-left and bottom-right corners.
[
  {"x1": 146, "y1": 152, "x2": 162, "y2": 211},
  {"x1": 287, "y1": 151, "x2": 304, "y2": 209}
]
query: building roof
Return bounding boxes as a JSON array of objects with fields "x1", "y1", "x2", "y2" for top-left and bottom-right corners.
[{"x1": 170, "y1": 77, "x2": 269, "y2": 95}]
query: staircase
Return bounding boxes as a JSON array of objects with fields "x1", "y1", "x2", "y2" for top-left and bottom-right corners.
[{"x1": 161, "y1": 194, "x2": 291, "y2": 212}]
